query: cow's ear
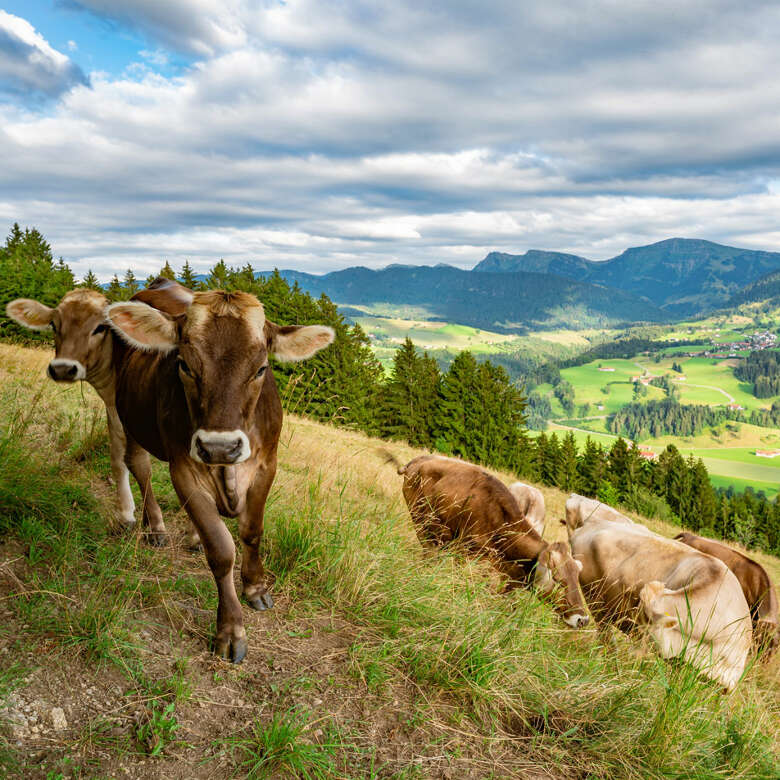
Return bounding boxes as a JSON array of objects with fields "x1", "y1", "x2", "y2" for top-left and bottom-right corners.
[
  {"x1": 6, "y1": 299, "x2": 54, "y2": 331},
  {"x1": 265, "y1": 321, "x2": 335, "y2": 362},
  {"x1": 106, "y1": 302, "x2": 177, "y2": 353}
]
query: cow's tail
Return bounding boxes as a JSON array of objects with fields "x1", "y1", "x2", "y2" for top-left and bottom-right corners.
[
  {"x1": 673, "y1": 532, "x2": 686, "y2": 542},
  {"x1": 378, "y1": 448, "x2": 406, "y2": 475}
]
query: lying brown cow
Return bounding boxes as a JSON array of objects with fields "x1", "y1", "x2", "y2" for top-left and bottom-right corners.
[
  {"x1": 6, "y1": 279, "x2": 192, "y2": 545},
  {"x1": 571, "y1": 514, "x2": 752, "y2": 690},
  {"x1": 106, "y1": 290, "x2": 334, "y2": 662},
  {"x1": 507, "y1": 481, "x2": 545, "y2": 537},
  {"x1": 392, "y1": 454, "x2": 589, "y2": 628},
  {"x1": 675, "y1": 532, "x2": 779, "y2": 659}
]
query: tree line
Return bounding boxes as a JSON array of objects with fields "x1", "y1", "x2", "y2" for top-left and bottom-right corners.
[
  {"x1": 735, "y1": 350, "x2": 780, "y2": 398},
  {"x1": 2, "y1": 223, "x2": 779, "y2": 557}
]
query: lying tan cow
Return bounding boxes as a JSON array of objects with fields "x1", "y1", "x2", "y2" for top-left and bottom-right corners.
[
  {"x1": 675, "y1": 532, "x2": 779, "y2": 659},
  {"x1": 570, "y1": 514, "x2": 752, "y2": 690},
  {"x1": 391, "y1": 454, "x2": 589, "y2": 628},
  {"x1": 106, "y1": 290, "x2": 334, "y2": 662},
  {"x1": 6, "y1": 278, "x2": 192, "y2": 545},
  {"x1": 565, "y1": 493, "x2": 635, "y2": 535},
  {"x1": 508, "y1": 481, "x2": 545, "y2": 537}
]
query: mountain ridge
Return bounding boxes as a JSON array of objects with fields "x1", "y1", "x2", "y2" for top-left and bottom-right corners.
[
  {"x1": 264, "y1": 264, "x2": 670, "y2": 332},
  {"x1": 473, "y1": 238, "x2": 780, "y2": 314}
]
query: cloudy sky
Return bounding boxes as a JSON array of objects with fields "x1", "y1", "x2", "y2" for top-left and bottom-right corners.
[{"x1": 2, "y1": 1, "x2": 780, "y2": 279}]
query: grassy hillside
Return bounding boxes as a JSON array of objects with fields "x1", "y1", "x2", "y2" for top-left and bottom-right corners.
[{"x1": 0, "y1": 344, "x2": 779, "y2": 779}]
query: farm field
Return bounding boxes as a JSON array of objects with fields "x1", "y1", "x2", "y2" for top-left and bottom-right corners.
[
  {"x1": 0, "y1": 343, "x2": 778, "y2": 779},
  {"x1": 547, "y1": 420, "x2": 780, "y2": 498},
  {"x1": 558, "y1": 354, "x2": 770, "y2": 414},
  {"x1": 356, "y1": 314, "x2": 615, "y2": 372}
]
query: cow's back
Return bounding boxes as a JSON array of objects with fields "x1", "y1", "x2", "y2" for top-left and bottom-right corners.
[
  {"x1": 509, "y1": 482, "x2": 545, "y2": 537},
  {"x1": 402, "y1": 456, "x2": 526, "y2": 548},
  {"x1": 675, "y1": 532, "x2": 778, "y2": 623}
]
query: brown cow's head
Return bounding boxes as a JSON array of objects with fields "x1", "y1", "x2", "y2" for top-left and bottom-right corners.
[
  {"x1": 534, "y1": 541, "x2": 590, "y2": 628},
  {"x1": 106, "y1": 290, "x2": 334, "y2": 465},
  {"x1": 6, "y1": 290, "x2": 111, "y2": 382}
]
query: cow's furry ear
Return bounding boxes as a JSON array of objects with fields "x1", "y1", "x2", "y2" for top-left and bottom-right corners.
[
  {"x1": 6, "y1": 299, "x2": 54, "y2": 330},
  {"x1": 107, "y1": 302, "x2": 177, "y2": 353},
  {"x1": 265, "y1": 321, "x2": 335, "y2": 362}
]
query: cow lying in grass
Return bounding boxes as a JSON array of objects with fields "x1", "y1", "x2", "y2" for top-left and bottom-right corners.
[
  {"x1": 105, "y1": 290, "x2": 334, "y2": 662},
  {"x1": 569, "y1": 512, "x2": 752, "y2": 690},
  {"x1": 675, "y1": 532, "x2": 779, "y2": 660},
  {"x1": 6, "y1": 279, "x2": 192, "y2": 545},
  {"x1": 389, "y1": 454, "x2": 589, "y2": 628},
  {"x1": 508, "y1": 481, "x2": 545, "y2": 537},
  {"x1": 565, "y1": 493, "x2": 633, "y2": 535}
]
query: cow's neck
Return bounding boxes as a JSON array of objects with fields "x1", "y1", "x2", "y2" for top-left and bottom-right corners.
[{"x1": 86, "y1": 341, "x2": 116, "y2": 403}]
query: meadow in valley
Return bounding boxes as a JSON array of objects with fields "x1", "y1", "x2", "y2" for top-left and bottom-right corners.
[{"x1": 1, "y1": 343, "x2": 778, "y2": 779}]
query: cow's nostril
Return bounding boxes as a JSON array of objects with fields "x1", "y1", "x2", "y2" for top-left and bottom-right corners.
[
  {"x1": 66, "y1": 364, "x2": 77, "y2": 377},
  {"x1": 577, "y1": 615, "x2": 589, "y2": 628},
  {"x1": 196, "y1": 437, "x2": 211, "y2": 463}
]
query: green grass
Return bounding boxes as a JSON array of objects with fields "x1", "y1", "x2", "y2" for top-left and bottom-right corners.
[
  {"x1": 259, "y1": 480, "x2": 780, "y2": 777},
  {"x1": 223, "y1": 708, "x2": 343, "y2": 779}
]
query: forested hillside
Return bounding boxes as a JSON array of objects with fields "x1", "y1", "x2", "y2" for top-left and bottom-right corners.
[
  {"x1": 271, "y1": 264, "x2": 668, "y2": 330},
  {"x1": 474, "y1": 238, "x2": 780, "y2": 315}
]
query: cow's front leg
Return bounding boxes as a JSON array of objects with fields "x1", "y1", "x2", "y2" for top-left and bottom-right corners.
[
  {"x1": 239, "y1": 461, "x2": 276, "y2": 612},
  {"x1": 172, "y1": 467, "x2": 247, "y2": 662},
  {"x1": 125, "y1": 435, "x2": 168, "y2": 547},
  {"x1": 106, "y1": 406, "x2": 135, "y2": 530}
]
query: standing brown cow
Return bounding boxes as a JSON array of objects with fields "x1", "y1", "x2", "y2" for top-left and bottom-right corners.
[
  {"x1": 675, "y1": 532, "x2": 779, "y2": 659},
  {"x1": 391, "y1": 454, "x2": 589, "y2": 628},
  {"x1": 106, "y1": 290, "x2": 334, "y2": 662},
  {"x1": 6, "y1": 280, "x2": 192, "y2": 545}
]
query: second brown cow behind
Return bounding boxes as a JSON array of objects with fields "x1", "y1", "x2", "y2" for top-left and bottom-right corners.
[{"x1": 391, "y1": 454, "x2": 589, "y2": 628}]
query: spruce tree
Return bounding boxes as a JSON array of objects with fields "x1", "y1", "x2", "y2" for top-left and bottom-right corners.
[
  {"x1": 179, "y1": 260, "x2": 198, "y2": 289},
  {"x1": 159, "y1": 261, "x2": 176, "y2": 280},
  {"x1": 80, "y1": 269, "x2": 101, "y2": 290},
  {"x1": 123, "y1": 269, "x2": 139, "y2": 297},
  {"x1": 106, "y1": 274, "x2": 125, "y2": 302}
]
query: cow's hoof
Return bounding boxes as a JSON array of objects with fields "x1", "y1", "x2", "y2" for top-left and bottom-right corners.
[
  {"x1": 145, "y1": 531, "x2": 169, "y2": 548},
  {"x1": 246, "y1": 591, "x2": 274, "y2": 611},
  {"x1": 214, "y1": 635, "x2": 248, "y2": 664}
]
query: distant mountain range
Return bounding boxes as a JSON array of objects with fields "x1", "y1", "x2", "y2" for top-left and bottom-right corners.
[
  {"x1": 473, "y1": 238, "x2": 780, "y2": 315},
  {"x1": 269, "y1": 266, "x2": 668, "y2": 332},
  {"x1": 254, "y1": 238, "x2": 780, "y2": 332}
]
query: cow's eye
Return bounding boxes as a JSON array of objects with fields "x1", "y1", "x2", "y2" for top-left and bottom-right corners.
[
  {"x1": 256, "y1": 364, "x2": 268, "y2": 378},
  {"x1": 178, "y1": 358, "x2": 193, "y2": 377},
  {"x1": 92, "y1": 323, "x2": 108, "y2": 335}
]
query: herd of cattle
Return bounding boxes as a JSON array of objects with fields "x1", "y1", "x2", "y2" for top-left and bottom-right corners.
[{"x1": 6, "y1": 279, "x2": 779, "y2": 691}]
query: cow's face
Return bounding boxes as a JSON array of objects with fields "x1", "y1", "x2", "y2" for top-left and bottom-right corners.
[
  {"x1": 535, "y1": 541, "x2": 590, "y2": 628},
  {"x1": 6, "y1": 290, "x2": 111, "y2": 382},
  {"x1": 107, "y1": 290, "x2": 334, "y2": 466}
]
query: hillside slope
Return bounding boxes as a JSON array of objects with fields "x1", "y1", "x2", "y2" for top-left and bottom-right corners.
[{"x1": 0, "y1": 344, "x2": 778, "y2": 779}]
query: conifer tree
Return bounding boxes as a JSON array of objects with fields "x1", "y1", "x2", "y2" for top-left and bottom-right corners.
[
  {"x1": 106, "y1": 274, "x2": 125, "y2": 301},
  {"x1": 80, "y1": 269, "x2": 101, "y2": 290},
  {"x1": 558, "y1": 431, "x2": 580, "y2": 492},
  {"x1": 206, "y1": 259, "x2": 231, "y2": 289},
  {"x1": 123, "y1": 269, "x2": 139, "y2": 297},
  {"x1": 179, "y1": 260, "x2": 198, "y2": 289},
  {"x1": 381, "y1": 338, "x2": 439, "y2": 446},
  {"x1": 159, "y1": 261, "x2": 176, "y2": 280},
  {"x1": 433, "y1": 351, "x2": 480, "y2": 459}
]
